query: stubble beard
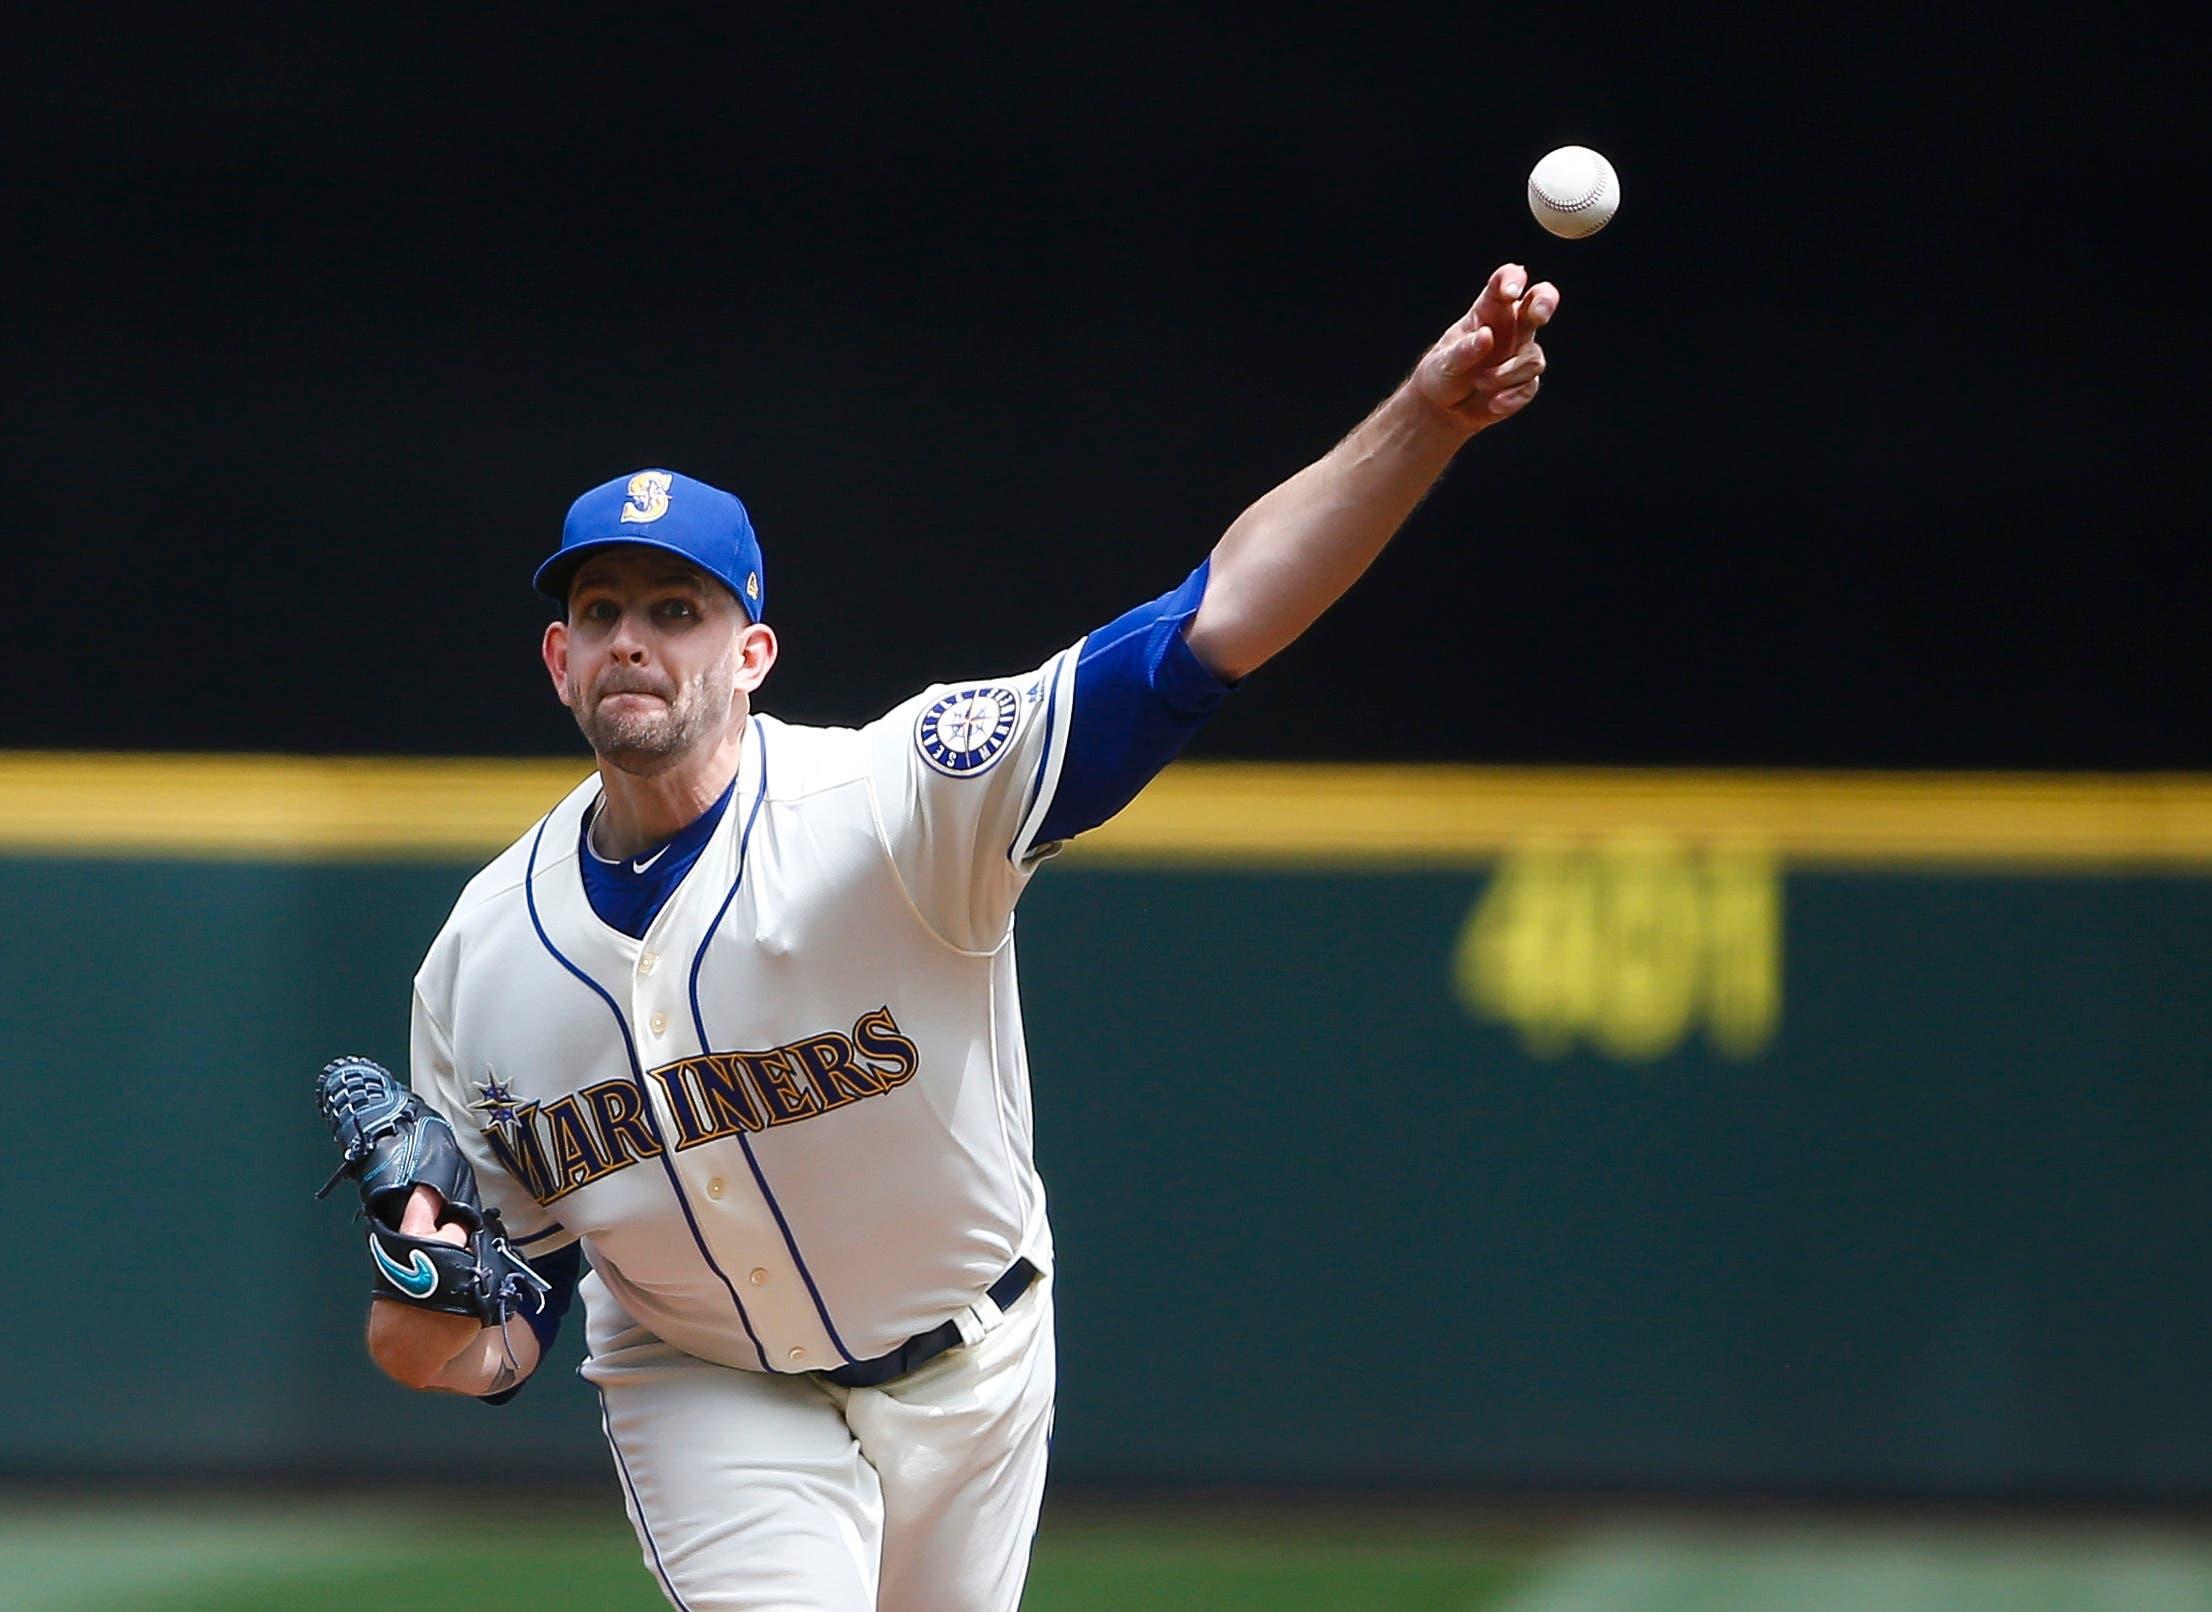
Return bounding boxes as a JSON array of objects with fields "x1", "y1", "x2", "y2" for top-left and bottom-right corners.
[{"x1": 575, "y1": 652, "x2": 739, "y2": 777}]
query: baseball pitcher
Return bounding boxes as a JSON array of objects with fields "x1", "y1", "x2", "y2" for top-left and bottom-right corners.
[{"x1": 316, "y1": 263, "x2": 1559, "y2": 1610}]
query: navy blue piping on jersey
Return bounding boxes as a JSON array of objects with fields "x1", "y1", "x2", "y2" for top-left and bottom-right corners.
[
  {"x1": 1011, "y1": 650, "x2": 1068, "y2": 861},
  {"x1": 580, "y1": 774, "x2": 738, "y2": 939},
  {"x1": 524, "y1": 811, "x2": 773, "y2": 1372},
  {"x1": 599, "y1": 1389, "x2": 694, "y2": 1611},
  {"x1": 513, "y1": 1222, "x2": 568, "y2": 1248},
  {"x1": 685, "y1": 722, "x2": 862, "y2": 1367},
  {"x1": 1031, "y1": 558, "x2": 1234, "y2": 849}
]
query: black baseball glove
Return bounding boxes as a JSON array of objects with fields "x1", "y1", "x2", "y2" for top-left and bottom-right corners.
[{"x1": 314, "y1": 1054, "x2": 549, "y2": 1325}]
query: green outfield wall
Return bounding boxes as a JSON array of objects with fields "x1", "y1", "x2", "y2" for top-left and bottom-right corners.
[{"x1": 3, "y1": 759, "x2": 2208, "y2": 1497}]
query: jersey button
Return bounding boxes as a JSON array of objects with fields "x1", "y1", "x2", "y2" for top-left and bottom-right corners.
[
  {"x1": 638, "y1": 952, "x2": 658, "y2": 975},
  {"x1": 787, "y1": 1347, "x2": 807, "y2": 1366},
  {"x1": 706, "y1": 1178, "x2": 725, "y2": 1199},
  {"x1": 648, "y1": 1011, "x2": 668, "y2": 1036},
  {"x1": 749, "y1": 1267, "x2": 769, "y2": 1286}
]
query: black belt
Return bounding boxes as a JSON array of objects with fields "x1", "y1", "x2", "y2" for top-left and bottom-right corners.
[{"x1": 823, "y1": 1259, "x2": 1039, "y2": 1389}]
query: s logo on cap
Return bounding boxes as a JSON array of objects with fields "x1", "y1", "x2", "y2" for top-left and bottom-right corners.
[{"x1": 621, "y1": 471, "x2": 674, "y2": 525}]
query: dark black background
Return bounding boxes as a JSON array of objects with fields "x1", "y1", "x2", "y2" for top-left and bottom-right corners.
[{"x1": 9, "y1": 7, "x2": 2201, "y2": 766}]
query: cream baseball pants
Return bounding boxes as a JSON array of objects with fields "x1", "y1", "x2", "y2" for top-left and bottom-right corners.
[{"x1": 580, "y1": 1272, "x2": 1056, "y2": 1612}]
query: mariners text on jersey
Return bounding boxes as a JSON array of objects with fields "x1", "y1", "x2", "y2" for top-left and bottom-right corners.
[{"x1": 479, "y1": 1007, "x2": 922, "y2": 1205}]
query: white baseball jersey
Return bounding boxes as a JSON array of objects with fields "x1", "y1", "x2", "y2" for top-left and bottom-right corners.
[{"x1": 411, "y1": 648, "x2": 1084, "y2": 1373}]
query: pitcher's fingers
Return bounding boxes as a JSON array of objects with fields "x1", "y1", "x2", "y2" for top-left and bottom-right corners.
[
  {"x1": 399, "y1": 1182, "x2": 448, "y2": 1236},
  {"x1": 1516, "y1": 283, "x2": 1561, "y2": 333},
  {"x1": 1488, "y1": 373, "x2": 1543, "y2": 413},
  {"x1": 1473, "y1": 346, "x2": 1546, "y2": 392},
  {"x1": 1437, "y1": 325, "x2": 1495, "y2": 376},
  {"x1": 1492, "y1": 287, "x2": 1555, "y2": 360},
  {"x1": 1461, "y1": 263, "x2": 1526, "y2": 333}
]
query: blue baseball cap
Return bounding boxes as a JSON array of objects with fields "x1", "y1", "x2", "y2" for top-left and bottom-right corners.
[{"x1": 534, "y1": 469, "x2": 766, "y2": 621}]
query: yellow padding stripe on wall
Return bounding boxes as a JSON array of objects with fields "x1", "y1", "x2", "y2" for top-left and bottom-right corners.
[
  {"x1": 0, "y1": 754, "x2": 590, "y2": 860},
  {"x1": 2, "y1": 752, "x2": 2211, "y2": 868}
]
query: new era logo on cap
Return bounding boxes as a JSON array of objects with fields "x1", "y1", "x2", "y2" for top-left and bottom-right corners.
[{"x1": 534, "y1": 468, "x2": 766, "y2": 620}]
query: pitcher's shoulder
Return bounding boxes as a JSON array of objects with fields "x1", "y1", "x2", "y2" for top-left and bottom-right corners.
[{"x1": 750, "y1": 710, "x2": 877, "y2": 803}]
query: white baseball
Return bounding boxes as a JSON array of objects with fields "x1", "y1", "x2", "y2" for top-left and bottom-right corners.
[{"x1": 1527, "y1": 146, "x2": 1620, "y2": 239}]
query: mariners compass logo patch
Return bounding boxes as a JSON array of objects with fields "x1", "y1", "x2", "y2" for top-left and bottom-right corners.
[{"x1": 915, "y1": 685, "x2": 1021, "y2": 777}]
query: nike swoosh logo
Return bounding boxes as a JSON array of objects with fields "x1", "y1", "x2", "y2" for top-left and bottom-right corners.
[
  {"x1": 369, "y1": 1234, "x2": 440, "y2": 1298},
  {"x1": 632, "y1": 847, "x2": 669, "y2": 873}
]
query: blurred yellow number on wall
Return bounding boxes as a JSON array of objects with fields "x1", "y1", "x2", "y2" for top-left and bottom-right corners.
[{"x1": 1454, "y1": 837, "x2": 1782, "y2": 1062}]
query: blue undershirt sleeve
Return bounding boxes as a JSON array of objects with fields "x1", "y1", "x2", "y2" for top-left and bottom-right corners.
[
  {"x1": 478, "y1": 1240, "x2": 584, "y2": 1406},
  {"x1": 1032, "y1": 558, "x2": 1235, "y2": 848}
]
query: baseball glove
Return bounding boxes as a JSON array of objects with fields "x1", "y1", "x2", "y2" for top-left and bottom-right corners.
[{"x1": 314, "y1": 1054, "x2": 549, "y2": 1325}]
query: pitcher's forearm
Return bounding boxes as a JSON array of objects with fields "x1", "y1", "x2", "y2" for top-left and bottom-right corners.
[
  {"x1": 428, "y1": 1315, "x2": 543, "y2": 1397},
  {"x1": 1182, "y1": 264, "x2": 1558, "y2": 682},
  {"x1": 367, "y1": 1297, "x2": 478, "y2": 1389},
  {"x1": 1184, "y1": 386, "x2": 1469, "y2": 682}
]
